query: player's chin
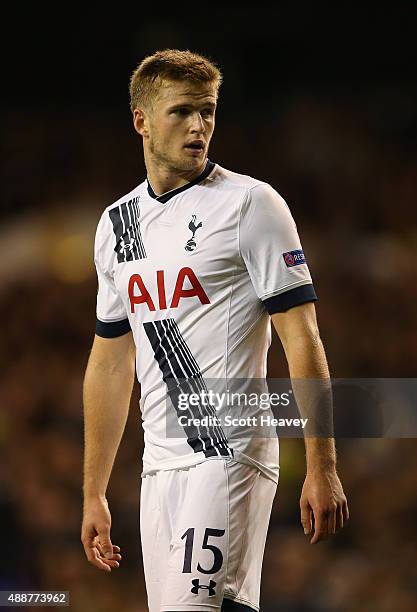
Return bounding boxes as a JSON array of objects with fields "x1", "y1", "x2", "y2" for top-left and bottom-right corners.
[{"x1": 180, "y1": 150, "x2": 206, "y2": 168}]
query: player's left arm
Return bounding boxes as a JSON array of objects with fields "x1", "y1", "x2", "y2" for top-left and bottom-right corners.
[{"x1": 272, "y1": 302, "x2": 349, "y2": 544}]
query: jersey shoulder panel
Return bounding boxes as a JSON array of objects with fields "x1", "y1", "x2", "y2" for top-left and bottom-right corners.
[
  {"x1": 241, "y1": 181, "x2": 291, "y2": 220},
  {"x1": 212, "y1": 167, "x2": 291, "y2": 245}
]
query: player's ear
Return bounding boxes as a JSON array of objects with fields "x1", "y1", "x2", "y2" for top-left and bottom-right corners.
[{"x1": 133, "y1": 108, "x2": 149, "y2": 138}]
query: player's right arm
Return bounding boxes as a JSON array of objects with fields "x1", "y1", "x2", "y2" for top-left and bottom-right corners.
[
  {"x1": 82, "y1": 209, "x2": 136, "y2": 570},
  {"x1": 81, "y1": 329, "x2": 136, "y2": 571}
]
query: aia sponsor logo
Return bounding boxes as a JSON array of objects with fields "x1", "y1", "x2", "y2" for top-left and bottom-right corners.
[{"x1": 128, "y1": 267, "x2": 210, "y2": 312}]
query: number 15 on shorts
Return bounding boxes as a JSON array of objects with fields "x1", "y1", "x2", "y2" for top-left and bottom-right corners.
[{"x1": 181, "y1": 527, "x2": 226, "y2": 575}]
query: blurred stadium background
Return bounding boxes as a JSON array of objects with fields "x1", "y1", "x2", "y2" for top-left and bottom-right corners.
[{"x1": 1, "y1": 4, "x2": 417, "y2": 611}]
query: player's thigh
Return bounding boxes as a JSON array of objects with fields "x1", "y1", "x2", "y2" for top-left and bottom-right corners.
[
  {"x1": 140, "y1": 468, "x2": 190, "y2": 612},
  {"x1": 224, "y1": 461, "x2": 277, "y2": 609},
  {"x1": 160, "y1": 459, "x2": 276, "y2": 612},
  {"x1": 160, "y1": 459, "x2": 232, "y2": 611},
  {"x1": 140, "y1": 473, "x2": 161, "y2": 590}
]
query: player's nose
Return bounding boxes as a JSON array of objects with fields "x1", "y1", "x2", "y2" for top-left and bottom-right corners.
[{"x1": 190, "y1": 111, "x2": 206, "y2": 133}]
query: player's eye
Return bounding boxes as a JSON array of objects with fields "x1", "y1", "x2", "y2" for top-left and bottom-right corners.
[
  {"x1": 173, "y1": 108, "x2": 190, "y2": 116},
  {"x1": 201, "y1": 108, "x2": 214, "y2": 118}
]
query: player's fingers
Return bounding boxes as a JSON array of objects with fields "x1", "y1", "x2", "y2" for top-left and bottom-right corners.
[
  {"x1": 94, "y1": 536, "x2": 119, "y2": 549},
  {"x1": 93, "y1": 541, "x2": 120, "y2": 568},
  {"x1": 95, "y1": 539, "x2": 122, "y2": 560},
  {"x1": 310, "y1": 510, "x2": 328, "y2": 544},
  {"x1": 100, "y1": 556, "x2": 120, "y2": 568},
  {"x1": 107, "y1": 553, "x2": 122, "y2": 561},
  {"x1": 300, "y1": 499, "x2": 312, "y2": 534},
  {"x1": 83, "y1": 539, "x2": 111, "y2": 572},
  {"x1": 92, "y1": 548, "x2": 113, "y2": 571},
  {"x1": 82, "y1": 527, "x2": 101, "y2": 564},
  {"x1": 98, "y1": 546, "x2": 122, "y2": 562},
  {"x1": 98, "y1": 527, "x2": 114, "y2": 559}
]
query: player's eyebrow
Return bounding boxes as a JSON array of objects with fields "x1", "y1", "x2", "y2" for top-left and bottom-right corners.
[{"x1": 167, "y1": 100, "x2": 216, "y2": 111}]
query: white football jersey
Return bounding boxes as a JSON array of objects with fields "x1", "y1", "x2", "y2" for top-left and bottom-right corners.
[{"x1": 94, "y1": 161, "x2": 317, "y2": 483}]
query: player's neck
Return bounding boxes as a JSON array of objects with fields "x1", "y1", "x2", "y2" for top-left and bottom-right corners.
[{"x1": 146, "y1": 158, "x2": 208, "y2": 197}]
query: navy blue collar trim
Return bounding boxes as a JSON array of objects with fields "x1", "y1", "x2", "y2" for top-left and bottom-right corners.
[{"x1": 147, "y1": 160, "x2": 215, "y2": 203}]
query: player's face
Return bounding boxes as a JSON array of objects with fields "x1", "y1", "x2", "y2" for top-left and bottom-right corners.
[{"x1": 140, "y1": 79, "x2": 217, "y2": 173}]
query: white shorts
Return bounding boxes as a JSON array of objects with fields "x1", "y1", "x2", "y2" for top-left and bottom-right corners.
[{"x1": 140, "y1": 458, "x2": 277, "y2": 612}]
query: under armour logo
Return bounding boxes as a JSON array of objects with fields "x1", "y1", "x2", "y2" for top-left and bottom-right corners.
[
  {"x1": 185, "y1": 215, "x2": 203, "y2": 252},
  {"x1": 119, "y1": 238, "x2": 135, "y2": 253},
  {"x1": 190, "y1": 579, "x2": 216, "y2": 596}
]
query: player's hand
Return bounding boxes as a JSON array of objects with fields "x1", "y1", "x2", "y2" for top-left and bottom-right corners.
[
  {"x1": 299, "y1": 468, "x2": 349, "y2": 544},
  {"x1": 81, "y1": 496, "x2": 122, "y2": 571}
]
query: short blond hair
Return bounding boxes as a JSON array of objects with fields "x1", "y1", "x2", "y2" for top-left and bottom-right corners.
[{"x1": 129, "y1": 49, "x2": 222, "y2": 113}]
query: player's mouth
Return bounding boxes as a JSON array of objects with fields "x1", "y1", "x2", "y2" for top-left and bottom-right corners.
[{"x1": 184, "y1": 140, "x2": 205, "y2": 155}]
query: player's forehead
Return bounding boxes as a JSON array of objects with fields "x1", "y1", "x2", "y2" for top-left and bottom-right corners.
[{"x1": 156, "y1": 79, "x2": 217, "y2": 107}]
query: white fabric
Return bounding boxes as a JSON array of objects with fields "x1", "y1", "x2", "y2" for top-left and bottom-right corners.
[
  {"x1": 140, "y1": 458, "x2": 277, "y2": 612},
  {"x1": 94, "y1": 163, "x2": 315, "y2": 482}
]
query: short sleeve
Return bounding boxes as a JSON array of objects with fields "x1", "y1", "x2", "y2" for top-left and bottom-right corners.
[
  {"x1": 239, "y1": 183, "x2": 317, "y2": 314},
  {"x1": 94, "y1": 214, "x2": 131, "y2": 338}
]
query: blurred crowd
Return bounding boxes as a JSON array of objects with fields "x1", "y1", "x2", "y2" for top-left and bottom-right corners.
[{"x1": 1, "y1": 91, "x2": 417, "y2": 611}]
